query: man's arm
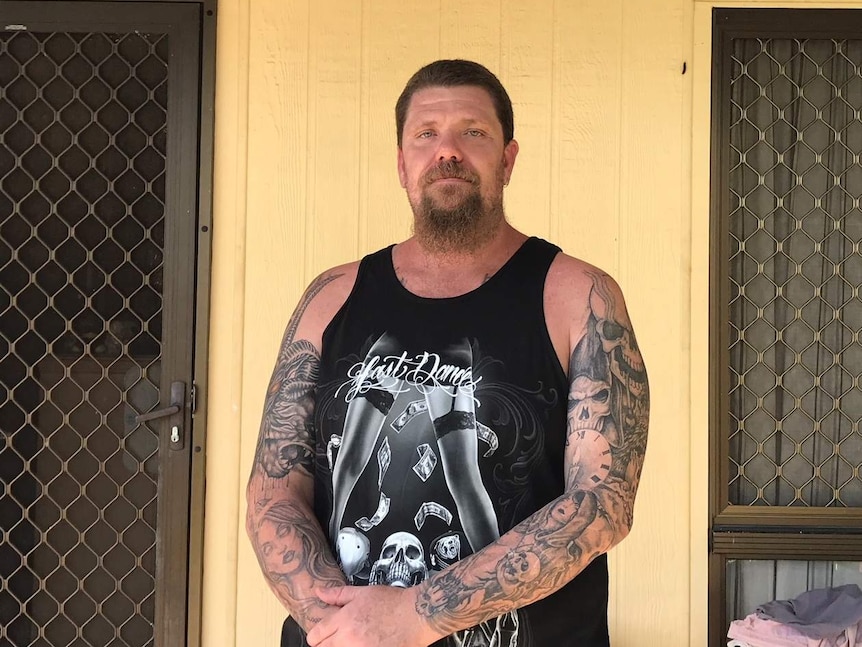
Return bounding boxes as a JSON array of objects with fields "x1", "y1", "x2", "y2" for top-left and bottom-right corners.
[
  {"x1": 308, "y1": 267, "x2": 649, "y2": 646},
  {"x1": 412, "y1": 269, "x2": 649, "y2": 635},
  {"x1": 246, "y1": 270, "x2": 352, "y2": 632}
]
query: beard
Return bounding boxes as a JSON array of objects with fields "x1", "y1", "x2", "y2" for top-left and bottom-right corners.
[{"x1": 410, "y1": 160, "x2": 505, "y2": 254}]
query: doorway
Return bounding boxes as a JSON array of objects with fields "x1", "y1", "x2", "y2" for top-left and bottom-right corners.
[{"x1": 0, "y1": 3, "x2": 212, "y2": 645}]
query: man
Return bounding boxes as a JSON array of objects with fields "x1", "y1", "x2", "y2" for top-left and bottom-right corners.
[{"x1": 246, "y1": 59, "x2": 649, "y2": 647}]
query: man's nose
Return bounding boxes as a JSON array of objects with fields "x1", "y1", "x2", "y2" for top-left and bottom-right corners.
[{"x1": 436, "y1": 133, "x2": 462, "y2": 162}]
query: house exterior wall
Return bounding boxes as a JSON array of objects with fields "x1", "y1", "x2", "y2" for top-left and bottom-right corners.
[{"x1": 202, "y1": 1, "x2": 862, "y2": 645}]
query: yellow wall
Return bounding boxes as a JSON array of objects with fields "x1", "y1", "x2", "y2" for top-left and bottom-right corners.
[
  {"x1": 203, "y1": 0, "x2": 859, "y2": 644},
  {"x1": 206, "y1": 0, "x2": 691, "y2": 645}
]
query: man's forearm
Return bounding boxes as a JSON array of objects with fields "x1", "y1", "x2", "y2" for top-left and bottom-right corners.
[
  {"x1": 247, "y1": 483, "x2": 347, "y2": 631},
  {"x1": 247, "y1": 273, "x2": 349, "y2": 630},
  {"x1": 413, "y1": 483, "x2": 624, "y2": 637}
]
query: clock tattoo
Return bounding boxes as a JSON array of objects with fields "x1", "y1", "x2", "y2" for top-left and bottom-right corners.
[{"x1": 569, "y1": 428, "x2": 612, "y2": 489}]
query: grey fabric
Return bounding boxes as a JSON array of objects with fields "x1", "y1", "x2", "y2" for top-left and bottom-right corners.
[{"x1": 756, "y1": 584, "x2": 862, "y2": 639}]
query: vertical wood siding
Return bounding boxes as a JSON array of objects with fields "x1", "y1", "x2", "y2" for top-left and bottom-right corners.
[{"x1": 209, "y1": 0, "x2": 693, "y2": 644}]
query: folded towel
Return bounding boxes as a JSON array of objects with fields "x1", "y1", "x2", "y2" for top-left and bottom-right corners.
[{"x1": 729, "y1": 614, "x2": 816, "y2": 646}]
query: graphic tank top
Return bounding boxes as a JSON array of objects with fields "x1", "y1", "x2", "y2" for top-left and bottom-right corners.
[{"x1": 313, "y1": 237, "x2": 610, "y2": 646}]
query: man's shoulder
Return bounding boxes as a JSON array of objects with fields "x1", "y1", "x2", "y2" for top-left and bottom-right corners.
[
  {"x1": 303, "y1": 259, "x2": 361, "y2": 317},
  {"x1": 545, "y1": 250, "x2": 616, "y2": 299},
  {"x1": 533, "y1": 248, "x2": 611, "y2": 373},
  {"x1": 543, "y1": 249, "x2": 626, "y2": 344},
  {"x1": 311, "y1": 259, "x2": 362, "y2": 292},
  {"x1": 289, "y1": 260, "x2": 362, "y2": 344},
  {"x1": 300, "y1": 243, "x2": 397, "y2": 330}
]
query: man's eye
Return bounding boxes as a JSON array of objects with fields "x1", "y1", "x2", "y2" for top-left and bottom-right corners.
[
  {"x1": 417, "y1": 131, "x2": 433, "y2": 138},
  {"x1": 466, "y1": 129, "x2": 484, "y2": 137}
]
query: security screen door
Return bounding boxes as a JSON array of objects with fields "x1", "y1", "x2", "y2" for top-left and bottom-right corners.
[
  {"x1": 0, "y1": 3, "x2": 201, "y2": 645},
  {"x1": 709, "y1": 8, "x2": 862, "y2": 646}
]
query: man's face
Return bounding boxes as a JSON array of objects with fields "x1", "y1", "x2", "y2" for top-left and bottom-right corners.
[{"x1": 397, "y1": 85, "x2": 519, "y2": 252}]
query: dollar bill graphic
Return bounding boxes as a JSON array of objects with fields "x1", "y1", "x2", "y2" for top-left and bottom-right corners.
[
  {"x1": 391, "y1": 400, "x2": 428, "y2": 433},
  {"x1": 412, "y1": 443, "x2": 437, "y2": 481},
  {"x1": 377, "y1": 437, "x2": 391, "y2": 488},
  {"x1": 355, "y1": 492, "x2": 390, "y2": 531},
  {"x1": 414, "y1": 501, "x2": 453, "y2": 531}
]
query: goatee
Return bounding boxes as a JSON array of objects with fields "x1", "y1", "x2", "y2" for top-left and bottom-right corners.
[{"x1": 412, "y1": 163, "x2": 505, "y2": 254}]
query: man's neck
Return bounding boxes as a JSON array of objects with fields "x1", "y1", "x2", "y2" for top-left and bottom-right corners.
[{"x1": 392, "y1": 223, "x2": 528, "y2": 298}]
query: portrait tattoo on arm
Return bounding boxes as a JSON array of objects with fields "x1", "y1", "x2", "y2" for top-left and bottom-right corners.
[
  {"x1": 413, "y1": 271, "x2": 649, "y2": 637},
  {"x1": 247, "y1": 272, "x2": 347, "y2": 628}
]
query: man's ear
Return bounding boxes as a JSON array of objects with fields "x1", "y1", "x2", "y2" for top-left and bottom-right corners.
[
  {"x1": 397, "y1": 148, "x2": 407, "y2": 188},
  {"x1": 503, "y1": 139, "x2": 519, "y2": 185}
]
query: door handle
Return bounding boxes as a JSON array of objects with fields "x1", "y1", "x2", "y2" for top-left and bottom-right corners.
[{"x1": 134, "y1": 381, "x2": 185, "y2": 424}]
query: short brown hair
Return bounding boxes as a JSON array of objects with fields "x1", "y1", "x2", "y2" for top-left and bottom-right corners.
[{"x1": 395, "y1": 59, "x2": 514, "y2": 147}]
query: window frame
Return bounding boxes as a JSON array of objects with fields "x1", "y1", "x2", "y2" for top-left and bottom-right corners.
[{"x1": 709, "y1": 8, "x2": 862, "y2": 646}]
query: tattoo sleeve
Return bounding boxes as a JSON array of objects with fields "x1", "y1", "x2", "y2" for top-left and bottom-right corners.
[
  {"x1": 414, "y1": 271, "x2": 650, "y2": 636},
  {"x1": 246, "y1": 273, "x2": 347, "y2": 630}
]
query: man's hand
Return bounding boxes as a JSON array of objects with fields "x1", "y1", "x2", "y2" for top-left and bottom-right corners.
[{"x1": 306, "y1": 586, "x2": 442, "y2": 647}]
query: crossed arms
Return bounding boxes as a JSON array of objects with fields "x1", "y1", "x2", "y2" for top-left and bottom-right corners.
[{"x1": 246, "y1": 261, "x2": 649, "y2": 645}]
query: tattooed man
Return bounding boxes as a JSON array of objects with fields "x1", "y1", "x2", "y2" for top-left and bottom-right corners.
[{"x1": 247, "y1": 59, "x2": 649, "y2": 647}]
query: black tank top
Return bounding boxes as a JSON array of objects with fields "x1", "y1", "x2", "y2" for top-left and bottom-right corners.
[{"x1": 312, "y1": 237, "x2": 610, "y2": 646}]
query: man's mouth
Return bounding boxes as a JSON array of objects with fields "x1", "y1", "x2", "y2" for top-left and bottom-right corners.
[
  {"x1": 430, "y1": 176, "x2": 471, "y2": 184},
  {"x1": 423, "y1": 161, "x2": 478, "y2": 185}
]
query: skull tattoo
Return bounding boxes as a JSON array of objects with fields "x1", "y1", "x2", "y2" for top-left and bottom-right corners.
[
  {"x1": 496, "y1": 550, "x2": 540, "y2": 595},
  {"x1": 568, "y1": 375, "x2": 611, "y2": 430}
]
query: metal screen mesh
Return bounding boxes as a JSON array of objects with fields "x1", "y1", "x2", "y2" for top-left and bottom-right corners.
[
  {"x1": 728, "y1": 38, "x2": 862, "y2": 507},
  {"x1": 0, "y1": 31, "x2": 167, "y2": 646}
]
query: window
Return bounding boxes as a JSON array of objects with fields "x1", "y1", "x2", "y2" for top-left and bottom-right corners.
[{"x1": 709, "y1": 9, "x2": 862, "y2": 647}]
